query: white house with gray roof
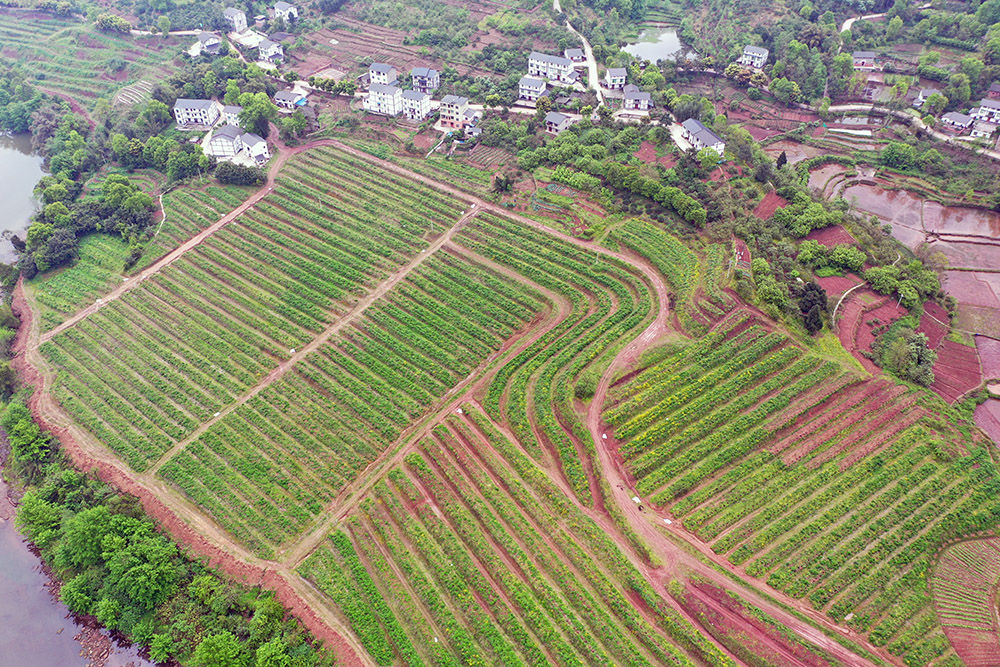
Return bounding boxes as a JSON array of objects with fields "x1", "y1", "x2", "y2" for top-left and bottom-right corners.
[
  {"x1": 604, "y1": 67, "x2": 627, "y2": 89},
  {"x1": 258, "y1": 38, "x2": 283, "y2": 63},
  {"x1": 623, "y1": 84, "x2": 652, "y2": 111},
  {"x1": 401, "y1": 89, "x2": 431, "y2": 120},
  {"x1": 681, "y1": 118, "x2": 725, "y2": 155},
  {"x1": 173, "y1": 98, "x2": 221, "y2": 127},
  {"x1": 241, "y1": 132, "x2": 270, "y2": 164},
  {"x1": 564, "y1": 48, "x2": 585, "y2": 63},
  {"x1": 223, "y1": 7, "x2": 247, "y2": 32},
  {"x1": 528, "y1": 51, "x2": 577, "y2": 84},
  {"x1": 440, "y1": 94, "x2": 470, "y2": 128},
  {"x1": 222, "y1": 105, "x2": 242, "y2": 127},
  {"x1": 940, "y1": 111, "x2": 973, "y2": 131},
  {"x1": 972, "y1": 98, "x2": 1000, "y2": 124},
  {"x1": 410, "y1": 66, "x2": 439, "y2": 93},
  {"x1": 364, "y1": 83, "x2": 403, "y2": 116},
  {"x1": 738, "y1": 45, "x2": 768, "y2": 69},
  {"x1": 207, "y1": 124, "x2": 244, "y2": 159},
  {"x1": 519, "y1": 76, "x2": 546, "y2": 102},
  {"x1": 195, "y1": 32, "x2": 222, "y2": 56},
  {"x1": 544, "y1": 111, "x2": 573, "y2": 135},
  {"x1": 369, "y1": 63, "x2": 398, "y2": 86},
  {"x1": 274, "y1": 1, "x2": 297, "y2": 21}
]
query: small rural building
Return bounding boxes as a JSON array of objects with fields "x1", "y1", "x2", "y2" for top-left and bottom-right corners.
[
  {"x1": 410, "y1": 66, "x2": 439, "y2": 93},
  {"x1": 852, "y1": 51, "x2": 879, "y2": 71},
  {"x1": 222, "y1": 105, "x2": 242, "y2": 127},
  {"x1": 622, "y1": 84, "x2": 652, "y2": 111},
  {"x1": 528, "y1": 51, "x2": 577, "y2": 84},
  {"x1": 258, "y1": 38, "x2": 283, "y2": 63},
  {"x1": 544, "y1": 111, "x2": 572, "y2": 135},
  {"x1": 195, "y1": 32, "x2": 222, "y2": 56},
  {"x1": 364, "y1": 83, "x2": 403, "y2": 116},
  {"x1": 207, "y1": 125, "x2": 244, "y2": 159},
  {"x1": 681, "y1": 118, "x2": 725, "y2": 154},
  {"x1": 369, "y1": 63, "x2": 398, "y2": 86},
  {"x1": 241, "y1": 133, "x2": 270, "y2": 164},
  {"x1": 223, "y1": 7, "x2": 247, "y2": 33},
  {"x1": 274, "y1": 1, "x2": 298, "y2": 21},
  {"x1": 971, "y1": 120, "x2": 997, "y2": 139},
  {"x1": 440, "y1": 94, "x2": 470, "y2": 128},
  {"x1": 564, "y1": 48, "x2": 585, "y2": 63},
  {"x1": 738, "y1": 45, "x2": 768, "y2": 69},
  {"x1": 401, "y1": 89, "x2": 431, "y2": 121},
  {"x1": 604, "y1": 67, "x2": 626, "y2": 89},
  {"x1": 519, "y1": 76, "x2": 546, "y2": 102},
  {"x1": 940, "y1": 111, "x2": 973, "y2": 131},
  {"x1": 989, "y1": 83, "x2": 1000, "y2": 100},
  {"x1": 173, "y1": 98, "x2": 221, "y2": 127},
  {"x1": 913, "y1": 88, "x2": 937, "y2": 108},
  {"x1": 972, "y1": 98, "x2": 1000, "y2": 124},
  {"x1": 274, "y1": 90, "x2": 307, "y2": 110}
]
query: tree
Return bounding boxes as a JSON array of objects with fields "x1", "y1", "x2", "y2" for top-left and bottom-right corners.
[
  {"x1": 95, "y1": 13, "x2": 131, "y2": 33},
  {"x1": 216, "y1": 162, "x2": 265, "y2": 186},
  {"x1": 776, "y1": 151, "x2": 787, "y2": 169},
  {"x1": 886, "y1": 15, "x2": 903, "y2": 41},
  {"x1": 255, "y1": 640, "x2": 291, "y2": 667},
  {"x1": 804, "y1": 304, "x2": 823, "y2": 334},
  {"x1": 923, "y1": 92, "x2": 947, "y2": 116},
  {"x1": 56, "y1": 506, "x2": 113, "y2": 569},
  {"x1": 193, "y1": 632, "x2": 242, "y2": 667},
  {"x1": 697, "y1": 147, "x2": 719, "y2": 171},
  {"x1": 157, "y1": 15, "x2": 171, "y2": 37},
  {"x1": 944, "y1": 72, "x2": 971, "y2": 108},
  {"x1": 880, "y1": 141, "x2": 917, "y2": 170},
  {"x1": 238, "y1": 92, "x2": 278, "y2": 137}
]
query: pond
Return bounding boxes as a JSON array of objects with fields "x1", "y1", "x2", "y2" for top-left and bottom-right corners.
[
  {"x1": 0, "y1": 133, "x2": 46, "y2": 264},
  {"x1": 622, "y1": 27, "x2": 697, "y2": 63}
]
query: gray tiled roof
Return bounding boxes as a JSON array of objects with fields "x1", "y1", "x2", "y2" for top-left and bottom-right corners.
[
  {"x1": 530, "y1": 51, "x2": 572, "y2": 67},
  {"x1": 174, "y1": 98, "x2": 215, "y2": 110}
]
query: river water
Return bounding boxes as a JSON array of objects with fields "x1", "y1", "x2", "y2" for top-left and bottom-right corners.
[{"x1": 0, "y1": 133, "x2": 45, "y2": 263}]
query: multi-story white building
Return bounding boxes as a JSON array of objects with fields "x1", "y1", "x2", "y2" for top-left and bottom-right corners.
[
  {"x1": 681, "y1": 118, "x2": 725, "y2": 155},
  {"x1": 274, "y1": 1, "x2": 298, "y2": 21},
  {"x1": 222, "y1": 105, "x2": 242, "y2": 127},
  {"x1": 410, "y1": 66, "x2": 439, "y2": 93},
  {"x1": 738, "y1": 45, "x2": 768, "y2": 69},
  {"x1": 519, "y1": 76, "x2": 546, "y2": 102},
  {"x1": 401, "y1": 89, "x2": 431, "y2": 121},
  {"x1": 274, "y1": 90, "x2": 307, "y2": 110},
  {"x1": 258, "y1": 38, "x2": 283, "y2": 63},
  {"x1": 564, "y1": 48, "x2": 585, "y2": 63},
  {"x1": 440, "y1": 94, "x2": 470, "y2": 128},
  {"x1": 369, "y1": 63, "x2": 398, "y2": 86},
  {"x1": 544, "y1": 111, "x2": 572, "y2": 135},
  {"x1": 223, "y1": 7, "x2": 247, "y2": 33},
  {"x1": 207, "y1": 125, "x2": 244, "y2": 159},
  {"x1": 604, "y1": 67, "x2": 626, "y2": 89},
  {"x1": 972, "y1": 98, "x2": 1000, "y2": 124},
  {"x1": 623, "y1": 84, "x2": 652, "y2": 111},
  {"x1": 195, "y1": 32, "x2": 223, "y2": 56},
  {"x1": 364, "y1": 83, "x2": 403, "y2": 116},
  {"x1": 528, "y1": 51, "x2": 577, "y2": 84},
  {"x1": 241, "y1": 132, "x2": 270, "y2": 164},
  {"x1": 173, "y1": 98, "x2": 221, "y2": 127}
]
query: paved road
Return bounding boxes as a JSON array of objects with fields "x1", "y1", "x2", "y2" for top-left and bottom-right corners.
[{"x1": 553, "y1": 0, "x2": 605, "y2": 105}]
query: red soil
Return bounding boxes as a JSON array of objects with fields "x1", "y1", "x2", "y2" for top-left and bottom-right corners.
[
  {"x1": 930, "y1": 340, "x2": 983, "y2": 404},
  {"x1": 805, "y1": 225, "x2": 857, "y2": 248},
  {"x1": 932, "y1": 538, "x2": 1000, "y2": 667},
  {"x1": 976, "y1": 336, "x2": 1000, "y2": 379},
  {"x1": 815, "y1": 273, "x2": 862, "y2": 296},
  {"x1": 733, "y1": 238, "x2": 751, "y2": 270},
  {"x1": 916, "y1": 301, "x2": 950, "y2": 350},
  {"x1": 836, "y1": 288, "x2": 906, "y2": 372},
  {"x1": 743, "y1": 125, "x2": 784, "y2": 142},
  {"x1": 752, "y1": 191, "x2": 788, "y2": 220},
  {"x1": 974, "y1": 399, "x2": 1000, "y2": 446},
  {"x1": 634, "y1": 140, "x2": 677, "y2": 168}
]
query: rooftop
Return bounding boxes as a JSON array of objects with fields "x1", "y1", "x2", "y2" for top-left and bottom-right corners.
[
  {"x1": 545, "y1": 111, "x2": 568, "y2": 124},
  {"x1": 213, "y1": 124, "x2": 242, "y2": 140},
  {"x1": 368, "y1": 83, "x2": 400, "y2": 95},
  {"x1": 682, "y1": 118, "x2": 723, "y2": 146},
  {"x1": 275, "y1": 1, "x2": 294, "y2": 10},
  {"x1": 274, "y1": 90, "x2": 303, "y2": 101},
  {"x1": 979, "y1": 98, "x2": 1000, "y2": 110},
  {"x1": 223, "y1": 105, "x2": 242, "y2": 113},
  {"x1": 565, "y1": 48, "x2": 584, "y2": 58},
  {"x1": 241, "y1": 132, "x2": 266, "y2": 146},
  {"x1": 441, "y1": 94, "x2": 468, "y2": 106},
  {"x1": 223, "y1": 7, "x2": 244, "y2": 17},
  {"x1": 370, "y1": 62, "x2": 395, "y2": 73},
  {"x1": 530, "y1": 51, "x2": 573, "y2": 67},
  {"x1": 198, "y1": 31, "x2": 219, "y2": 43},
  {"x1": 519, "y1": 76, "x2": 546, "y2": 88},
  {"x1": 411, "y1": 66, "x2": 438, "y2": 78},
  {"x1": 853, "y1": 50, "x2": 877, "y2": 58},
  {"x1": 401, "y1": 89, "x2": 429, "y2": 100},
  {"x1": 942, "y1": 111, "x2": 973, "y2": 124},
  {"x1": 743, "y1": 45, "x2": 768, "y2": 55},
  {"x1": 174, "y1": 98, "x2": 216, "y2": 110},
  {"x1": 607, "y1": 67, "x2": 627, "y2": 77}
]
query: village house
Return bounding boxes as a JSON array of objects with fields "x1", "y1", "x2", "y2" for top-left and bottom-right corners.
[
  {"x1": 852, "y1": 51, "x2": 879, "y2": 71},
  {"x1": 222, "y1": 105, "x2": 242, "y2": 127},
  {"x1": 369, "y1": 62, "x2": 398, "y2": 86},
  {"x1": 971, "y1": 120, "x2": 998, "y2": 139},
  {"x1": 223, "y1": 7, "x2": 247, "y2": 33},
  {"x1": 410, "y1": 66, "x2": 439, "y2": 93},
  {"x1": 604, "y1": 67, "x2": 626, "y2": 89},
  {"x1": 913, "y1": 88, "x2": 938, "y2": 109},
  {"x1": 989, "y1": 83, "x2": 1000, "y2": 100},
  {"x1": 544, "y1": 111, "x2": 572, "y2": 135},
  {"x1": 681, "y1": 118, "x2": 725, "y2": 155},
  {"x1": 972, "y1": 98, "x2": 1000, "y2": 124},
  {"x1": 207, "y1": 125, "x2": 244, "y2": 159},
  {"x1": 738, "y1": 45, "x2": 768, "y2": 69},
  {"x1": 439, "y1": 94, "x2": 470, "y2": 128},
  {"x1": 528, "y1": 51, "x2": 577, "y2": 84},
  {"x1": 401, "y1": 89, "x2": 431, "y2": 121},
  {"x1": 241, "y1": 132, "x2": 270, "y2": 164},
  {"x1": 173, "y1": 98, "x2": 221, "y2": 128},
  {"x1": 518, "y1": 76, "x2": 546, "y2": 102},
  {"x1": 622, "y1": 84, "x2": 652, "y2": 111},
  {"x1": 274, "y1": 90, "x2": 307, "y2": 110},
  {"x1": 194, "y1": 32, "x2": 222, "y2": 56},
  {"x1": 941, "y1": 111, "x2": 974, "y2": 132},
  {"x1": 564, "y1": 48, "x2": 585, "y2": 63},
  {"x1": 274, "y1": 1, "x2": 298, "y2": 21},
  {"x1": 257, "y1": 38, "x2": 283, "y2": 63},
  {"x1": 364, "y1": 83, "x2": 403, "y2": 116}
]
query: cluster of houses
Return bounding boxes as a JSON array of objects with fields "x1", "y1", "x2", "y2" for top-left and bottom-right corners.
[
  {"x1": 172, "y1": 98, "x2": 271, "y2": 166},
  {"x1": 361, "y1": 63, "x2": 482, "y2": 132},
  {"x1": 920, "y1": 84, "x2": 1000, "y2": 141},
  {"x1": 196, "y1": 3, "x2": 298, "y2": 65}
]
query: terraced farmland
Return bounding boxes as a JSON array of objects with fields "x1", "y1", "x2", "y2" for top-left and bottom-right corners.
[
  {"x1": 932, "y1": 538, "x2": 1000, "y2": 666},
  {"x1": 604, "y1": 311, "x2": 1000, "y2": 665},
  {"x1": 0, "y1": 13, "x2": 179, "y2": 106}
]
